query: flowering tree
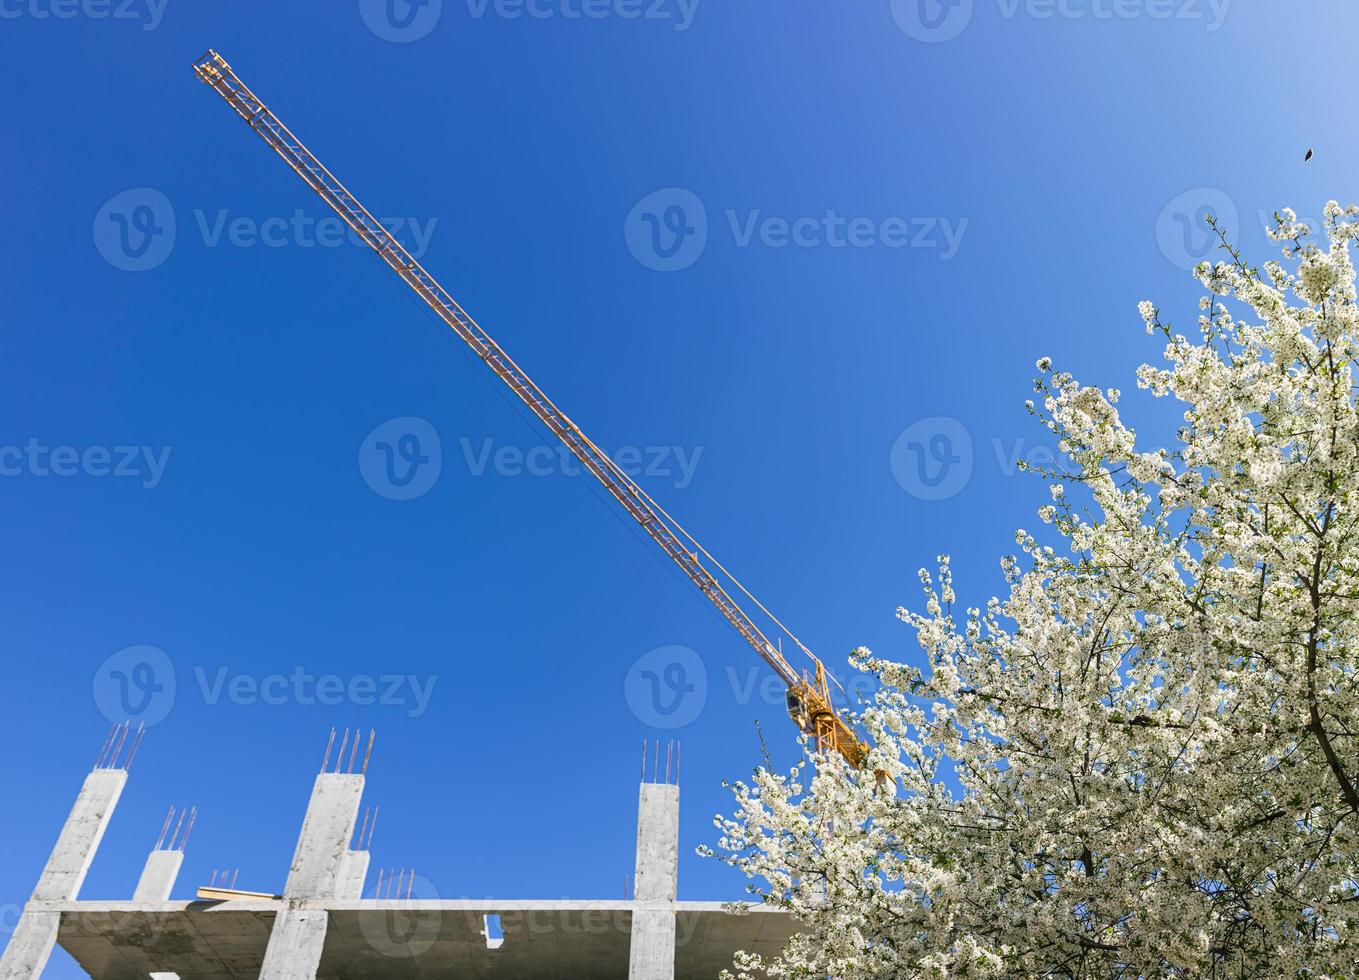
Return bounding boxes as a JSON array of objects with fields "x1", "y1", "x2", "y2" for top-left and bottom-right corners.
[{"x1": 708, "y1": 204, "x2": 1359, "y2": 978}]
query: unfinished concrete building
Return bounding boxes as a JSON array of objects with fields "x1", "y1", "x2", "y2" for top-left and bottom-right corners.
[{"x1": 0, "y1": 729, "x2": 796, "y2": 979}]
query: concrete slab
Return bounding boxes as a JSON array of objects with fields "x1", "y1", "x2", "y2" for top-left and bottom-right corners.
[
  {"x1": 52, "y1": 900, "x2": 799, "y2": 979},
  {"x1": 52, "y1": 902, "x2": 276, "y2": 980}
]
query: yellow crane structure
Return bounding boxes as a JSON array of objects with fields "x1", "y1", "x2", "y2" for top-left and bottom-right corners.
[{"x1": 193, "y1": 50, "x2": 868, "y2": 770}]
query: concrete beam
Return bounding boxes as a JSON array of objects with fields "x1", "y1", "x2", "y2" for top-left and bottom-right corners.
[
  {"x1": 0, "y1": 768, "x2": 127, "y2": 979},
  {"x1": 628, "y1": 782, "x2": 679, "y2": 980},
  {"x1": 133, "y1": 850, "x2": 185, "y2": 903}
]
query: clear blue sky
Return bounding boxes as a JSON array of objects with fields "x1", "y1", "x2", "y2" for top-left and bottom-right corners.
[{"x1": 1, "y1": 2, "x2": 1353, "y2": 974}]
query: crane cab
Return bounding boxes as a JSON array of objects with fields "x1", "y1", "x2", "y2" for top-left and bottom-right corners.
[{"x1": 786, "y1": 687, "x2": 812, "y2": 734}]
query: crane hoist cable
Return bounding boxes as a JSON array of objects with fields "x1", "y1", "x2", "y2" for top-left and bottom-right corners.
[{"x1": 192, "y1": 49, "x2": 868, "y2": 770}]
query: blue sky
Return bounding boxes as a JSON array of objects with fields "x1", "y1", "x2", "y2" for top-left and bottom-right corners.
[{"x1": 1, "y1": 1, "x2": 1354, "y2": 974}]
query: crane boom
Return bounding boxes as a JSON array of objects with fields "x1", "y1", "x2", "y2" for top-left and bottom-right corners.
[{"x1": 193, "y1": 49, "x2": 867, "y2": 769}]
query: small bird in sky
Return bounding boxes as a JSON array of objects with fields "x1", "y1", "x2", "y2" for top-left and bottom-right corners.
[{"x1": 1305, "y1": 148, "x2": 1314, "y2": 162}]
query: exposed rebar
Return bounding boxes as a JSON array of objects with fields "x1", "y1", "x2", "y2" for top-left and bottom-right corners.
[
  {"x1": 321, "y1": 727, "x2": 337, "y2": 773},
  {"x1": 335, "y1": 728, "x2": 351, "y2": 773},
  {"x1": 154, "y1": 805, "x2": 176, "y2": 851},
  {"x1": 178, "y1": 807, "x2": 198, "y2": 851},
  {"x1": 361, "y1": 729, "x2": 375, "y2": 775},
  {"x1": 95, "y1": 722, "x2": 119, "y2": 770},
  {"x1": 123, "y1": 722, "x2": 148, "y2": 770},
  {"x1": 365, "y1": 805, "x2": 380, "y2": 850}
]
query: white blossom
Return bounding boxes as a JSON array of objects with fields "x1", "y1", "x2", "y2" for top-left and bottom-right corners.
[{"x1": 710, "y1": 202, "x2": 1359, "y2": 979}]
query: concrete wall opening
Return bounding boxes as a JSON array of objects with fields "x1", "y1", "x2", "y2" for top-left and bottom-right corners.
[{"x1": 483, "y1": 913, "x2": 504, "y2": 950}]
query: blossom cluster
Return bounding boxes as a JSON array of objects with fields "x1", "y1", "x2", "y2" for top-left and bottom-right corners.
[{"x1": 708, "y1": 202, "x2": 1359, "y2": 978}]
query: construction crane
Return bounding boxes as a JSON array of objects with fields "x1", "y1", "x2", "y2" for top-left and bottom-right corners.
[{"x1": 192, "y1": 50, "x2": 868, "y2": 770}]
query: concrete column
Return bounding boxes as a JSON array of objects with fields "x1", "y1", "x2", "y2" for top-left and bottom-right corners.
[
  {"x1": 258, "y1": 773, "x2": 363, "y2": 980},
  {"x1": 628, "y1": 783, "x2": 679, "y2": 980},
  {"x1": 0, "y1": 915, "x2": 61, "y2": 980},
  {"x1": 0, "y1": 768, "x2": 127, "y2": 979},
  {"x1": 133, "y1": 849, "x2": 185, "y2": 903},
  {"x1": 283, "y1": 774, "x2": 364, "y2": 900},
  {"x1": 336, "y1": 849, "x2": 371, "y2": 901},
  {"x1": 259, "y1": 910, "x2": 331, "y2": 980}
]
